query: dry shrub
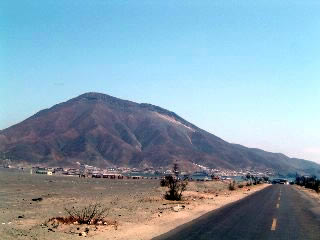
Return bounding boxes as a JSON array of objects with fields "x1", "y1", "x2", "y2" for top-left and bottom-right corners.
[
  {"x1": 64, "y1": 202, "x2": 108, "y2": 225},
  {"x1": 48, "y1": 202, "x2": 112, "y2": 226}
]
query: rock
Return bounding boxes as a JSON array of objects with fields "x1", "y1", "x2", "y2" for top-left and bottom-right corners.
[
  {"x1": 173, "y1": 205, "x2": 183, "y2": 212},
  {"x1": 79, "y1": 232, "x2": 87, "y2": 237},
  {"x1": 73, "y1": 221, "x2": 79, "y2": 225},
  {"x1": 97, "y1": 221, "x2": 103, "y2": 225},
  {"x1": 32, "y1": 197, "x2": 43, "y2": 202},
  {"x1": 158, "y1": 213, "x2": 161, "y2": 217},
  {"x1": 18, "y1": 215, "x2": 24, "y2": 219}
]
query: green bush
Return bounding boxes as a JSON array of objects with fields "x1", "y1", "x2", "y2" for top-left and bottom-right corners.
[
  {"x1": 161, "y1": 175, "x2": 188, "y2": 200},
  {"x1": 295, "y1": 175, "x2": 320, "y2": 193},
  {"x1": 229, "y1": 180, "x2": 236, "y2": 191},
  {"x1": 160, "y1": 164, "x2": 188, "y2": 201}
]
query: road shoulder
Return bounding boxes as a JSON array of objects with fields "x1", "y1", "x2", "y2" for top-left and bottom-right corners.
[{"x1": 293, "y1": 185, "x2": 320, "y2": 204}]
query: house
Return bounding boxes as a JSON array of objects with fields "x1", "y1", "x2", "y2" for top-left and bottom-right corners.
[
  {"x1": 92, "y1": 172, "x2": 102, "y2": 178},
  {"x1": 35, "y1": 168, "x2": 48, "y2": 174},
  {"x1": 102, "y1": 173, "x2": 124, "y2": 179}
]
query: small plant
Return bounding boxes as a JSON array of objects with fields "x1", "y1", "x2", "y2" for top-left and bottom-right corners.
[
  {"x1": 47, "y1": 202, "x2": 110, "y2": 226},
  {"x1": 64, "y1": 202, "x2": 109, "y2": 225},
  {"x1": 229, "y1": 180, "x2": 236, "y2": 191},
  {"x1": 45, "y1": 202, "x2": 118, "y2": 235},
  {"x1": 160, "y1": 164, "x2": 188, "y2": 201},
  {"x1": 238, "y1": 183, "x2": 244, "y2": 188}
]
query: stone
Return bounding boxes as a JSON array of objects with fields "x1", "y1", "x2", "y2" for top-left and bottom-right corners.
[
  {"x1": 173, "y1": 205, "x2": 183, "y2": 212},
  {"x1": 32, "y1": 197, "x2": 43, "y2": 202}
]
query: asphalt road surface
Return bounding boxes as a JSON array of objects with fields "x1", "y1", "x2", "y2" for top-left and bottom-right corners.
[{"x1": 153, "y1": 185, "x2": 320, "y2": 240}]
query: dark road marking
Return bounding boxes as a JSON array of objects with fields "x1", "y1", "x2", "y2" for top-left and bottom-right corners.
[{"x1": 271, "y1": 218, "x2": 277, "y2": 231}]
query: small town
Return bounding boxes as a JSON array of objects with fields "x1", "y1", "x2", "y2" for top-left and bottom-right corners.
[{"x1": 2, "y1": 159, "x2": 275, "y2": 181}]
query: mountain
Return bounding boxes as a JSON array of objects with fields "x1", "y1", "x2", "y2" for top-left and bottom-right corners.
[{"x1": 0, "y1": 92, "x2": 319, "y2": 176}]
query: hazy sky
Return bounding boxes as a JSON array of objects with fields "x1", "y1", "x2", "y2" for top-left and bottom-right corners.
[{"x1": 1, "y1": 1, "x2": 320, "y2": 163}]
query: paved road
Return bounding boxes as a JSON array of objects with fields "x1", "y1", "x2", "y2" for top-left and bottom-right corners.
[{"x1": 153, "y1": 185, "x2": 320, "y2": 240}]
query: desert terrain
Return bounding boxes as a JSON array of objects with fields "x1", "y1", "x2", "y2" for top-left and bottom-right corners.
[{"x1": 0, "y1": 168, "x2": 269, "y2": 240}]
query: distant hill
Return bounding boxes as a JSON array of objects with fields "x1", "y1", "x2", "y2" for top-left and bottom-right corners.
[{"x1": 0, "y1": 92, "x2": 319, "y2": 176}]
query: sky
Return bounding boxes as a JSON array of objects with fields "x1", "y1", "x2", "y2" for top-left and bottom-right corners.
[{"x1": 1, "y1": 1, "x2": 320, "y2": 163}]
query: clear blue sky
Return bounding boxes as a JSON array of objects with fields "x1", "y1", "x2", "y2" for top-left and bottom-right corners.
[{"x1": 1, "y1": 1, "x2": 320, "y2": 163}]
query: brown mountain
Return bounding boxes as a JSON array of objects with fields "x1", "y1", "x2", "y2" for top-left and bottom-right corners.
[{"x1": 0, "y1": 92, "x2": 319, "y2": 176}]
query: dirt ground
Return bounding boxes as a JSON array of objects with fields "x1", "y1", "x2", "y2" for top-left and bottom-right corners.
[
  {"x1": 0, "y1": 168, "x2": 270, "y2": 240},
  {"x1": 294, "y1": 185, "x2": 320, "y2": 204}
]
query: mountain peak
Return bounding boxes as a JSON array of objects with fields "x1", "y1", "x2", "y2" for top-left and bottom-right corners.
[
  {"x1": 78, "y1": 92, "x2": 112, "y2": 99},
  {"x1": 76, "y1": 92, "x2": 123, "y2": 102},
  {"x1": 72, "y1": 92, "x2": 138, "y2": 109}
]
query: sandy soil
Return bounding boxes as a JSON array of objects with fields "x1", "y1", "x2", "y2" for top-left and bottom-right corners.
[
  {"x1": 0, "y1": 168, "x2": 270, "y2": 240},
  {"x1": 294, "y1": 185, "x2": 320, "y2": 204}
]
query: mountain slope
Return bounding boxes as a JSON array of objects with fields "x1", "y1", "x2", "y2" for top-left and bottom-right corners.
[{"x1": 0, "y1": 92, "x2": 319, "y2": 176}]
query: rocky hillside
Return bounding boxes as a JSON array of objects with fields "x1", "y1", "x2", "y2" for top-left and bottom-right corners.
[{"x1": 0, "y1": 92, "x2": 319, "y2": 176}]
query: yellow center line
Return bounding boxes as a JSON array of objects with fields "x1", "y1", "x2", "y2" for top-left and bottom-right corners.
[
  {"x1": 271, "y1": 218, "x2": 277, "y2": 231},
  {"x1": 276, "y1": 203, "x2": 280, "y2": 208}
]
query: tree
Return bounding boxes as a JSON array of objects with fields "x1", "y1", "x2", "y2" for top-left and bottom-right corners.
[{"x1": 160, "y1": 164, "x2": 188, "y2": 201}]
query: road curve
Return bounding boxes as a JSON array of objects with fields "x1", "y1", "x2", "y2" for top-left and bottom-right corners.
[{"x1": 153, "y1": 185, "x2": 320, "y2": 240}]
